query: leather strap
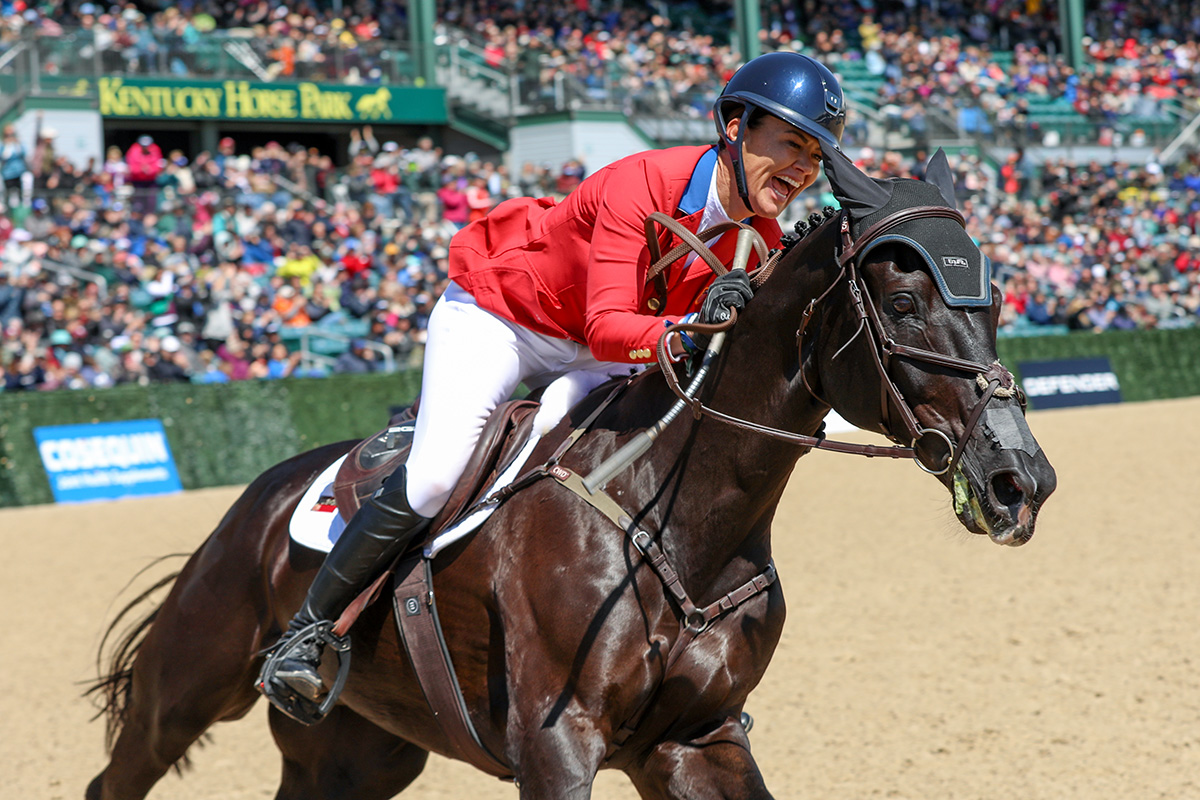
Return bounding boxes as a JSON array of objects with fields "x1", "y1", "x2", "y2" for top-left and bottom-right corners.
[
  {"x1": 461, "y1": 375, "x2": 634, "y2": 511},
  {"x1": 653, "y1": 311, "x2": 918, "y2": 459},
  {"x1": 644, "y1": 212, "x2": 770, "y2": 283},
  {"x1": 393, "y1": 557, "x2": 514, "y2": 780},
  {"x1": 648, "y1": 207, "x2": 1022, "y2": 474},
  {"x1": 548, "y1": 465, "x2": 777, "y2": 634},
  {"x1": 642, "y1": 212, "x2": 772, "y2": 315},
  {"x1": 383, "y1": 379, "x2": 636, "y2": 782},
  {"x1": 645, "y1": 212, "x2": 735, "y2": 278}
]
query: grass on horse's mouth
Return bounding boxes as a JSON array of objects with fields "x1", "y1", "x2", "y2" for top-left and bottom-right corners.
[{"x1": 953, "y1": 468, "x2": 999, "y2": 537}]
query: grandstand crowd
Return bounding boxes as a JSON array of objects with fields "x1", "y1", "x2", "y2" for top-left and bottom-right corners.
[
  {"x1": 5, "y1": 0, "x2": 1200, "y2": 138},
  {"x1": 1, "y1": 0, "x2": 1199, "y2": 393}
]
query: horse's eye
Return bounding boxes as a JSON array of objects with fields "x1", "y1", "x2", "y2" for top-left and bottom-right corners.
[{"x1": 891, "y1": 295, "x2": 915, "y2": 314}]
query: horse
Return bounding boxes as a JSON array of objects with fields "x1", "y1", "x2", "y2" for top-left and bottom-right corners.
[{"x1": 85, "y1": 152, "x2": 1056, "y2": 800}]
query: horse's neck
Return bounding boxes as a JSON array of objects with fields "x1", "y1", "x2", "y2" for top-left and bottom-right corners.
[{"x1": 643, "y1": 230, "x2": 840, "y2": 591}]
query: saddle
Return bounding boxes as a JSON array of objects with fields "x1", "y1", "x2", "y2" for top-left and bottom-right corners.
[
  {"x1": 320, "y1": 381, "x2": 636, "y2": 778},
  {"x1": 332, "y1": 397, "x2": 540, "y2": 537},
  {"x1": 327, "y1": 398, "x2": 540, "y2": 637}
]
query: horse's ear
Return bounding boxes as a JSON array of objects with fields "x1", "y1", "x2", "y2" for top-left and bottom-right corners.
[
  {"x1": 820, "y1": 143, "x2": 893, "y2": 221},
  {"x1": 924, "y1": 148, "x2": 958, "y2": 211}
]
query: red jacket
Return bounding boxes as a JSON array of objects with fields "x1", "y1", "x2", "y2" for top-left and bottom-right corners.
[{"x1": 448, "y1": 146, "x2": 780, "y2": 363}]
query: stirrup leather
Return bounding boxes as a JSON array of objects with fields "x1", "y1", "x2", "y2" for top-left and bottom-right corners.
[{"x1": 256, "y1": 620, "x2": 352, "y2": 725}]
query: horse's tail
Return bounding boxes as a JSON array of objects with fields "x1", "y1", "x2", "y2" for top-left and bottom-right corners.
[{"x1": 83, "y1": 554, "x2": 189, "y2": 754}]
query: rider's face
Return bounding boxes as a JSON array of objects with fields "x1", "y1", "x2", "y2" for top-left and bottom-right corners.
[{"x1": 725, "y1": 113, "x2": 823, "y2": 219}]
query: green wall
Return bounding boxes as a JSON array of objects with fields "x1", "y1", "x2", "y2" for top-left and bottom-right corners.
[
  {"x1": 2, "y1": 326, "x2": 1198, "y2": 507},
  {"x1": 0, "y1": 371, "x2": 420, "y2": 508},
  {"x1": 997, "y1": 327, "x2": 1200, "y2": 404}
]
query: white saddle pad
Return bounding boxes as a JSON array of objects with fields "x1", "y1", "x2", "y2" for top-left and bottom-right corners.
[
  {"x1": 287, "y1": 436, "x2": 540, "y2": 558},
  {"x1": 288, "y1": 454, "x2": 348, "y2": 553}
]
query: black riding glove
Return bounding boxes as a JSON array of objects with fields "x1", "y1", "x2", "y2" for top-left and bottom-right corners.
[{"x1": 699, "y1": 270, "x2": 754, "y2": 324}]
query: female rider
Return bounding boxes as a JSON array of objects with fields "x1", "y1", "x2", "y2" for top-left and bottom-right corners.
[{"x1": 260, "y1": 51, "x2": 848, "y2": 714}]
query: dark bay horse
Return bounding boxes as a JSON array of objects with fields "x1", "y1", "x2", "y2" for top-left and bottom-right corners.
[{"x1": 86, "y1": 155, "x2": 1056, "y2": 800}]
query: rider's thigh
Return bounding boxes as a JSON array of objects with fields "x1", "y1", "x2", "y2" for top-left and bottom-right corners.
[{"x1": 405, "y1": 288, "x2": 528, "y2": 515}]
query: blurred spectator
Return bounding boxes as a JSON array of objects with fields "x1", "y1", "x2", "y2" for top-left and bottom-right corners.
[
  {"x1": 126, "y1": 135, "x2": 164, "y2": 213},
  {"x1": 0, "y1": 271, "x2": 26, "y2": 328},
  {"x1": 334, "y1": 338, "x2": 378, "y2": 373},
  {"x1": 555, "y1": 159, "x2": 586, "y2": 196},
  {"x1": 436, "y1": 175, "x2": 469, "y2": 230},
  {"x1": 1, "y1": 124, "x2": 32, "y2": 209},
  {"x1": 272, "y1": 284, "x2": 312, "y2": 328},
  {"x1": 464, "y1": 175, "x2": 493, "y2": 223},
  {"x1": 266, "y1": 342, "x2": 302, "y2": 378},
  {"x1": 30, "y1": 122, "x2": 58, "y2": 191},
  {"x1": 146, "y1": 335, "x2": 191, "y2": 382}
]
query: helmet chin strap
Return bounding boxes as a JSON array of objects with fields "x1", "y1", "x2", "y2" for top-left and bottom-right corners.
[{"x1": 724, "y1": 106, "x2": 756, "y2": 217}]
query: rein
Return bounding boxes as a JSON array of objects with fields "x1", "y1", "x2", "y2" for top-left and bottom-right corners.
[{"x1": 654, "y1": 208, "x2": 1022, "y2": 474}]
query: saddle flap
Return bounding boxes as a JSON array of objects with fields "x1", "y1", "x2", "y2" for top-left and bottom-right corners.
[
  {"x1": 428, "y1": 399, "x2": 540, "y2": 532},
  {"x1": 329, "y1": 398, "x2": 540, "y2": 638}
]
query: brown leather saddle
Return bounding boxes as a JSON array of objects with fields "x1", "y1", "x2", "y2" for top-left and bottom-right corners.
[{"x1": 332, "y1": 397, "x2": 540, "y2": 534}]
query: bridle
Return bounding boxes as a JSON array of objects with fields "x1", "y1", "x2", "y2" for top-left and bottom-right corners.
[{"x1": 654, "y1": 207, "x2": 1024, "y2": 476}]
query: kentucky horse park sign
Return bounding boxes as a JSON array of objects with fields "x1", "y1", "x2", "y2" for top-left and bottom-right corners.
[{"x1": 59, "y1": 77, "x2": 447, "y2": 125}]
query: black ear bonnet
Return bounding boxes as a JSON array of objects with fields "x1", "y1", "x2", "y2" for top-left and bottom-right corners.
[
  {"x1": 851, "y1": 179, "x2": 991, "y2": 307},
  {"x1": 821, "y1": 145, "x2": 991, "y2": 308}
]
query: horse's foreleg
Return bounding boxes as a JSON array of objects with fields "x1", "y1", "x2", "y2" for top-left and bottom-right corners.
[
  {"x1": 269, "y1": 705, "x2": 429, "y2": 800},
  {"x1": 626, "y1": 717, "x2": 774, "y2": 800},
  {"x1": 509, "y1": 715, "x2": 608, "y2": 800}
]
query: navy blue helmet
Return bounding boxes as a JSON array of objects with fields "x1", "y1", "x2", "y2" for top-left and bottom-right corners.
[{"x1": 714, "y1": 52, "x2": 846, "y2": 210}]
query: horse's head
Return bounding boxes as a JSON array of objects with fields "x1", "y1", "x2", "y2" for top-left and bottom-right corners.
[{"x1": 801, "y1": 149, "x2": 1056, "y2": 545}]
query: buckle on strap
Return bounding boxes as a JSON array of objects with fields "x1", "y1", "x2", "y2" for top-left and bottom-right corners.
[
  {"x1": 698, "y1": 560, "x2": 779, "y2": 625},
  {"x1": 630, "y1": 528, "x2": 654, "y2": 557}
]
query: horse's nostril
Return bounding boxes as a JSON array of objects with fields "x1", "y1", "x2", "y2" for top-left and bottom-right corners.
[{"x1": 991, "y1": 471, "x2": 1026, "y2": 508}]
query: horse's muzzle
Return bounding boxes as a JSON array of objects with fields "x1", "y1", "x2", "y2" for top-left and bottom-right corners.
[{"x1": 955, "y1": 447, "x2": 1056, "y2": 546}]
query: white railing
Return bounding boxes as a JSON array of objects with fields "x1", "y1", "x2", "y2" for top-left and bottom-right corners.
[
  {"x1": 1158, "y1": 109, "x2": 1200, "y2": 164},
  {"x1": 0, "y1": 40, "x2": 28, "y2": 72},
  {"x1": 298, "y1": 328, "x2": 396, "y2": 373},
  {"x1": 222, "y1": 40, "x2": 272, "y2": 82},
  {"x1": 37, "y1": 258, "x2": 109, "y2": 300}
]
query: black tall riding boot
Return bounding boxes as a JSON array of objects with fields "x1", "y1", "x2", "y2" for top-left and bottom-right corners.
[{"x1": 267, "y1": 466, "x2": 431, "y2": 702}]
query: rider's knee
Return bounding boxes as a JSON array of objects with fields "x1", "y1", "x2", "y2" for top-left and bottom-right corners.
[{"x1": 404, "y1": 473, "x2": 454, "y2": 518}]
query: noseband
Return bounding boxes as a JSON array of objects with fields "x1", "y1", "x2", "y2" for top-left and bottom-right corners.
[{"x1": 658, "y1": 208, "x2": 1024, "y2": 475}]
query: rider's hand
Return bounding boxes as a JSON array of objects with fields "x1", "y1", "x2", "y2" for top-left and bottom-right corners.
[{"x1": 699, "y1": 270, "x2": 753, "y2": 325}]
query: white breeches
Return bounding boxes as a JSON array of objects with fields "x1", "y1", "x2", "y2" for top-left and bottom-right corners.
[{"x1": 404, "y1": 282, "x2": 634, "y2": 517}]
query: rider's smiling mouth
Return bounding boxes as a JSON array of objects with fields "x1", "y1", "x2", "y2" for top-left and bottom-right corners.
[{"x1": 771, "y1": 174, "x2": 800, "y2": 199}]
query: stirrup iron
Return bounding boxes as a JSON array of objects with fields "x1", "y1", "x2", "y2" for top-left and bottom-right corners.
[{"x1": 257, "y1": 620, "x2": 352, "y2": 725}]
